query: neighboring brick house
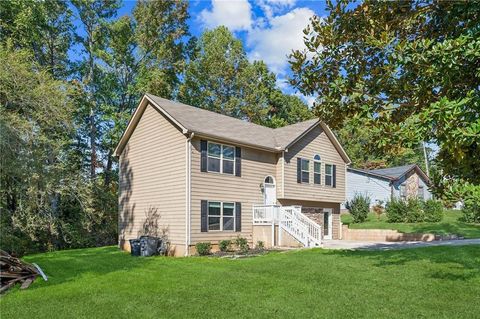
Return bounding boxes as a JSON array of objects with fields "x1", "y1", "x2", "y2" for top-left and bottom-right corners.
[{"x1": 115, "y1": 94, "x2": 351, "y2": 256}]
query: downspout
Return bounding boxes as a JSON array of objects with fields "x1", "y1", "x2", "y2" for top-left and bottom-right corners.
[
  {"x1": 282, "y1": 150, "x2": 286, "y2": 198},
  {"x1": 185, "y1": 132, "x2": 194, "y2": 256}
]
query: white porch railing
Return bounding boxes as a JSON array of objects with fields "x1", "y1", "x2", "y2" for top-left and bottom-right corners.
[
  {"x1": 253, "y1": 205, "x2": 280, "y2": 224},
  {"x1": 279, "y1": 206, "x2": 321, "y2": 247},
  {"x1": 252, "y1": 204, "x2": 322, "y2": 247}
]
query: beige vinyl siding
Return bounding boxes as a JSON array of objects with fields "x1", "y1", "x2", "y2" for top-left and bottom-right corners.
[
  {"x1": 283, "y1": 125, "x2": 346, "y2": 203},
  {"x1": 119, "y1": 103, "x2": 186, "y2": 248},
  {"x1": 190, "y1": 137, "x2": 277, "y2": 244},
  {"x1": 275, "y1": 153, "x2": 284, "y2": 198}
]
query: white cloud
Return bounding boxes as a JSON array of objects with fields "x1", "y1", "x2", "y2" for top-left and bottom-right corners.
[
  {"x1": 257, "y1": 0, "x2": 297, "y2": 20},
  {"x1": 295, "y1": 92, "x2": 316, "y2": 108},
  {"x1": 199, "y1": 0, "x2": 253, "y2": 32},
  {"x1": 247, "y1": 7, "x2": 314, "y2": 75}
]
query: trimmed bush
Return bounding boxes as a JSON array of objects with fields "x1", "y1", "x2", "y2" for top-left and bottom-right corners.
[
  {"x1": 235, "y1": 236, "x2": 249, "y2": 253},
  {"x1": 345, "y1": 193, "x2": 371, "y2": 223},
  {"x1": 195, "y1": 242, "x2": 211, "y2": 256},
  {"x1": 219, "y1": 240, "x2": 231, "y2": 252},
  {"x1": 460, "y1": 185, "x2": 480, "y2": 223},
  {"x1": 405, "y1": 198, "x2": 424, "y2": 223},
  {"x1": 462, "y1": 202, "x2": 480, "y2": 223},
  {"x1": 385, "y1": 198, "x2": 409, "y2": 222},
  {"x1": 423, "y1": 199, "x2": 444, "y2": 222},
  {"x1": 386, "y1": 198, "x2": 444, "y2": 223}
]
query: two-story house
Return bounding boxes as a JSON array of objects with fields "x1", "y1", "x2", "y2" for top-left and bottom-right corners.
[{"x1": 115, "y1": 94, "x2": 351, "y2": 256}]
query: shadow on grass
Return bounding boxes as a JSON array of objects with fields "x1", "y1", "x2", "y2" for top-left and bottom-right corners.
[
  {"x1": 22, "y1": 246, "x2": 157, "y2": 289},
  {"x1": 322, "y1": 245, "x2": 480, "y2": 281}
]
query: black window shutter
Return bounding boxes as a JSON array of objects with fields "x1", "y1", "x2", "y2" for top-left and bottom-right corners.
[
  {"x1": 201, "y1": 200, "x2": 208, "y2": 232},
  {"x1": 333, "y1": 165, "x2": 337, "y2": 188},
  {"x1": 235, "y1": 147, "x2": 241, "y2": 177},
  {"x1": 200, "y1": 140, "x2": 207, "y2": 172},
  {"x1": 235, "y1": 202, "x2": 241, "y2": 232},
  {"x1": 297, "y1": 158, "x2": 302, "y2": 183}
]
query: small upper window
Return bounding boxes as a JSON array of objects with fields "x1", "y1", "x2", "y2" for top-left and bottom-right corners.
[
  {"x1": 301, "y1": 159, "x2": 309, "y2": 183},
  {"x1": 325, "y1": 164, "x2": 333, "y2": 186},
  {"x1": 207, "y1": 142, "x2": 235, "y2": 175},
  {"x1": 264, "y1": 176, "x2": 274, "y2": 184},
  {"x1": 313, "y1": 154, "x2": 321, "y2": 185}
]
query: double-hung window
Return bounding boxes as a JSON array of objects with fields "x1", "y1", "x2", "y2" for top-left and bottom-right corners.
[
  {"x1": 208, "y1": 201, "x2": 235, "y2": 231},
  {"x1": 418, "y1": 186, "x2": 424, "y2": 200},
  {"x1": 325, "y1": 164, "x2": 333, "y2": 186},
  {"x1": 301, "y1": 159, "x2": 310, "y2": 183},
  {"x1": 313, "y1": 154, "x2": 321, "y2": 185},
  {"x1": 400, "y1": 184, "x2": 407, "y2": 200},
  {"x1": 207, "y1": 142, "x2": 235, "y2": 174}
]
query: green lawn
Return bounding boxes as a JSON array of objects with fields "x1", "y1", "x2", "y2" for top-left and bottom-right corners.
[
  {"x1": 1, "y1": 246, "x2": 480, "y2": 318},
  {"x1": 341, "y1": 210, "x2": 480, "y2": 238}
]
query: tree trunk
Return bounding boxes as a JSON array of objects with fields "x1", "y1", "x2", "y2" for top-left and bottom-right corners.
[
  {"x1": 104, "y1": 149, "x2": 113, "y2": 187},
  {"x1": 87, "y1": 28, "x2": 96, "y2": 180}
]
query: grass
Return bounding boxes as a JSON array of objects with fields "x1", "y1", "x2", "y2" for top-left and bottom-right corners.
[
  {"x1": 342, "y1": 210, "x2": 480, "y2": 238},
  {"x1": 1, "y1": 246, "x2": 480, "y2": 318}
]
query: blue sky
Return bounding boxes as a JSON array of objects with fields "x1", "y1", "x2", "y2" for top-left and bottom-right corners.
[{"x1": 112, "y1": 0, "x2": 333, "y2": 104}]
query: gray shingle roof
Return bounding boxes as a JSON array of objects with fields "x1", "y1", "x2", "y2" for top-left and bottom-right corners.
[
  {"x1": 348, "y1": 164, "x2": 430, "y2": 183},
  {"x1": 146, "y1": 93, "x2": 319, "y2": 150},
  {"x1": 369, "y1": 164, "x2": 418, "y2": 179}
]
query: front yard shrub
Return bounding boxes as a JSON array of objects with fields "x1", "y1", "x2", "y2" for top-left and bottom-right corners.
[
  {"x1": 386, "y1": 198, "x2": 409, "y2": 222},
  {"x1": 462, "y1": 202, "x2": 480, "y2": 223},
  {"x1": 405, "y1": 198, "x2": 424, "y2": 223},
  {"x1": 195, "y1": 242, "x2": 211, "y2": 256},
  {"x1": 345, "y1": 193, "x2": 371, "y2": 223},
  {"x1": 219, "y1": 240, "x2": 231, "y2": 252},
  {"x1": 372, "y1": 200, "x2": 385, "y2": 220},
  {"x1": 422, "y1": 199, "x2": 444, "y2": 222},
  {"x1": 235, "y1": 236, "x2": 249, "y2": 253},
  {"x1": 256, "y1": 241, "x2": 265, "y2": 250},
  {"x1": 460, "y1": 185, "x2": 480, "y2": 223},
  {"x1": 386, "y1": 198, "x2": 444, "y2": 223}
]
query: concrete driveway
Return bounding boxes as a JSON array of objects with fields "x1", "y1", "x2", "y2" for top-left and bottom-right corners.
[{"x1": 322, "y1": 238, "x2": 480, "y2": 251}]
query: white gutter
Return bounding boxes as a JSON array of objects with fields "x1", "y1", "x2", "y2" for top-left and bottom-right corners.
[{"x1": 185, "y1": 132, "x2": 194, "y2": 256}]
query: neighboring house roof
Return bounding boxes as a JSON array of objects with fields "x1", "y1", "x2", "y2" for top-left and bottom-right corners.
[
  {"x1": 348, "y1": 164, "x2": 430, "y2": 184},
  {"x1": 114, "y1": 94, "x2": 351, "y2": 163}
]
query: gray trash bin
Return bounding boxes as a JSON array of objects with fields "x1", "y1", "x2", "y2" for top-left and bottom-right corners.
[
  {"x1": 139, "y1": 236, "x2": 159, "y2": 257},
  {"x1": 129, "y1": 239, "x2": 141, "y2": 257}
]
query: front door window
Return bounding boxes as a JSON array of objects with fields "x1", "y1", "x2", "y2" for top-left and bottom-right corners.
[{"x1": 323, "y1": 209, "x2": 333, "y2": 239}]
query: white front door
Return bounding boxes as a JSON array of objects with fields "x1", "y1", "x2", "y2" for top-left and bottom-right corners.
[
  {"x1": 263, "y1": 176, "x2": 277, "y2": 205},
  {"x1": 323, "y1": 208, "x2": 333, "y2": 240}
]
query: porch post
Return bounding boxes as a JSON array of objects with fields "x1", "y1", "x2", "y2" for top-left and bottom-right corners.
[{"x1": 271, "y1": 222, "x2": 275, "y2": 247}]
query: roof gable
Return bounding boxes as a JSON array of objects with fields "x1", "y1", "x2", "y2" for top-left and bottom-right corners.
[
  {"x1": 348, "y1": 164, "x2": 430, "y2": 183},
  {"x1": 114, "y1": 94, "x2": 351, "y2": 164}
]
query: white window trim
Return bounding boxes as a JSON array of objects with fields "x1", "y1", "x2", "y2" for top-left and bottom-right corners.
[
  {"x1": 207, "y1": 141, "x2": 235, "y2": 175},
  {"x1": 313, "y1": 157, "x2": 322, "y2": 185},
  {"x1": 301, "y1": 158, "x2": 310, "y2": 183},
  {"x1": 324, "y1": 163, "x2": 333, "y2": 187},
  {"x1": 207, "y1": 201, "x2": 236, "y2": 232}
]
